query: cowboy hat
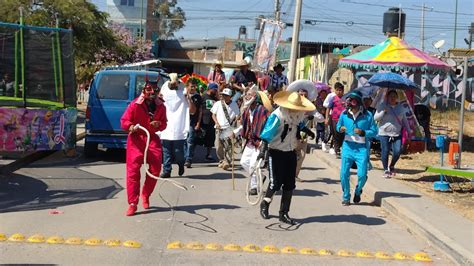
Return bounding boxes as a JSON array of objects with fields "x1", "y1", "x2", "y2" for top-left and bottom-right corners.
[
  {"x1": 273, "y1": 63, "x2": 285, "y2": 71},
  {"x1": 286, "y1": 80, "x2": 317, "y2": 101},
  {"x1": 213, "y1": 60, "x2": 223, "y2": 67},
  {"x1": 238, "y1": 59, "x2": 250, "y2": 66},
  {"x1": 273, "y1": 91, "x2": 316, "y2": 112},
  {"x1": 257, "y1": 91, "x2": 273, "y2": 112}
]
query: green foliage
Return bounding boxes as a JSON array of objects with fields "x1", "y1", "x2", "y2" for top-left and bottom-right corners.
[{"x1": 155, "y1": 0, "x2": 186, "y2": 39}]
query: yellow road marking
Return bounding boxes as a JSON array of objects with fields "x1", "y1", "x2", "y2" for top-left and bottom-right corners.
[{"x1": 8, "y1": 233, "x2": 25, "y2": 242}]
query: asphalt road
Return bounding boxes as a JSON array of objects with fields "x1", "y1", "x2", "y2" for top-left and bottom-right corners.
[{"x1": 0, "y1": 142, "x2": 452, "y2": 265}]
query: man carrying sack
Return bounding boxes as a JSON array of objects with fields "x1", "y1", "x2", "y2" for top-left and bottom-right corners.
[{"x1": 258, "y1": 88, "x2": 316, "y2": 225}]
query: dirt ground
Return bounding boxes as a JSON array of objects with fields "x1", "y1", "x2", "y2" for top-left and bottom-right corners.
[{"x1": 371, "y1": 110, "x2": 474, "y2": 222}]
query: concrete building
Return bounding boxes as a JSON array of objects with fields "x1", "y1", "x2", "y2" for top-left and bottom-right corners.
[{"x1": 104, "y1": 0, "x2": 158, "y2": 41}]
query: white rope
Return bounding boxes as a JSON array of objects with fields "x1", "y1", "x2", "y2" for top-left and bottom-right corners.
[
  {"x1": 134, "y1": 124, "x2": 190, "y2": 191},
  {"x1": 246, "y1": 158, "x2": 265, "y2": 205}
]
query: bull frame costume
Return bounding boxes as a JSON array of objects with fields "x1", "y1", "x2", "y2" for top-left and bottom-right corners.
[
  {"x1": 259, "y1": 90, "x2": 316, "y2": 225},
  {"x1": 120, "y1": 83, "x2": 167, "y2": 216}
]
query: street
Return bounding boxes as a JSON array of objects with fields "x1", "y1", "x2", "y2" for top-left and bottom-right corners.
[{"x1": 0, "y1": 140, "x2": 451, "y2": 265}]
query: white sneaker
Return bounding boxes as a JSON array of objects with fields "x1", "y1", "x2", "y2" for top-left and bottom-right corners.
[
  {"x1": 329, "y1": 148, "x2": 336, "y2": 155},
  {"x1": 321, "y1": 142, "x2": 328, "y2": 152}
]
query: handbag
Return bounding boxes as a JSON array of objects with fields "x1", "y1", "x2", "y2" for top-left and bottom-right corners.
[{"x1": 389, "y1": 106, "x2": 409, "y2": 145}]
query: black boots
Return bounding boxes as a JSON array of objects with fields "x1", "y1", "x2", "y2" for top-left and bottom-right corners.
[
  {"x1": 260, "y1": 189, "x2": 275, "y2": 219},
  {"x1": 260, "y1": 199, "x2": 270, "y2": 219},
  {"x1": 279, "y1": 190, "x2": 295, "y2": 225}
]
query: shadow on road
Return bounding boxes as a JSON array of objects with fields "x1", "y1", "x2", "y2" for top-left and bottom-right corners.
[
  {"x1": 297, "y1": 177, "x2": 340, "y2": 185},
  {"x1": 189, "y1": 173, "x2": 246, "y2": 180},
  {"x1": 298, "y1": 214, "x2": 386, "y2": 225},
  {"x1": 0, "y1": 171, "x2": 122, "y2": 213},
  {"x1": 293, "y1": 189, "x2": 328, "y2": 197},
  {"x1": 372, "y1": 191, "x2": 421, "y2": 206}
]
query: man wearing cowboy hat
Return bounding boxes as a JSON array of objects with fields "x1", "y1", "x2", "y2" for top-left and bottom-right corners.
[
  {"x1": 238, "y1": 85, "x2": 273, "y2": 195},
  {"x1": 337, "y1": 90, "x2": 377, "y2": 206},
  {"x1": 231, "y1": 59, "x2": 257, "y2": 99},
  {"x1": 258, "y1": 88, "x2": 316, "y2": 225},
  {"x1": 269, "y1": 63, "x2": 288, "y2": 91}
]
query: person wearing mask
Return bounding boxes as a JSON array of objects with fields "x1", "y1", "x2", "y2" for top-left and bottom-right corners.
[
  {"x1": 323, "y1": 82, "x2": 345, "y2": 157},
  {"x1": 159, "y1": 73, "x2": 192, "y2": 178},
  {"x1": 239, "y1": 86, "x2": 272, "y2": 195},
  {"x1": 258, "y1": 89, "x2": 316, "y2": 225},
  {"x1": 211, "y1": 88, "x2": 240, "y2": 170},
  {"x1": 200, "y1": 83, "x2": 219, "y2": 161},
  {"x1": 184, "y1": 79, "x2": 202, "y2": 168},
  {"x1": 374, "y1": 90, "x2": 412, "y2": 178},
  {"x1": 120, "y1": 82, "x2": 167, "y2": 216},
  {"x1": 337, "y1": 91, "x2": 377, "y2": 206}
]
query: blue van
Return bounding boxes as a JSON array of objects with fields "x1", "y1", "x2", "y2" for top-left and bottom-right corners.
[{"x1": 84, "y1": 69, "x2": 167, "y2": 157}]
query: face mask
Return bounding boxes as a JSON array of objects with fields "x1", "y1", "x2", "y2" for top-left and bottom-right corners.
[{"x1": 345, "y1": 98, "x2": 359, "y2": 109}]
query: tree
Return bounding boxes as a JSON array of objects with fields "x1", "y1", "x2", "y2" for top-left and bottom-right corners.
[
  {"x1": 154, "y1": 0, "x2": 186, "y2": 39},
  {"x1": 0, "y1": 0, "x2": 120, "y2": 64}
]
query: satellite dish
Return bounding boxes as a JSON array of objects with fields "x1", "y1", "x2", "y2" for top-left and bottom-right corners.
[
  {"x1": 433, "y1": 39, "x2": 445, "y2": 49},
  {"x1": 446, "y1": 58, "x2": 457, "y2": 67}
]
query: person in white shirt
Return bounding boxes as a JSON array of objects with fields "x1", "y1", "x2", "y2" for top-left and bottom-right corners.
[
  {"x1": 159, "y1": 73, "x2": 193, "y2": 178},
  {"x1": 211, "y1": 88, "x2": 240, "y2": 170}
]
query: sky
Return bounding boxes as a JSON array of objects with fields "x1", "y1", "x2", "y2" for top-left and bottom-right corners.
[{"x1": 92, "y1": 0, "x2": 473, "y2": 53}]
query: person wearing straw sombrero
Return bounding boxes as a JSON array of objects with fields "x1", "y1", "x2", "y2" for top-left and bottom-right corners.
[
  {"x1": 208, "y1": 60, "x2": 226, "y2": 85},
  {"x1": 258, "y1": 89, "x2": 316, "y2": 225},
  {"x1": 238, "y1": 85, "x2": 273, "y2": 195},
  {"x1": 337, "y1": 91, "x2": 377, "y2": 206}
]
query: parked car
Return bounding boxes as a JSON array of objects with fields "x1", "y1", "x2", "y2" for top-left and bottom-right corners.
[{"x1": 84, "y1": 69, "x2": 167, "y2": 157}]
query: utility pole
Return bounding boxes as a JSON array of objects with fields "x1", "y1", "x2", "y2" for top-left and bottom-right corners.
[
  {"x1": 140, "y1": 0, "x2": 144, "y2": 41},
  {"x1": 288, "y1": 0, "x2": 302, "y2": 82},
  {"x1": 469, "y1": 22, "x2": 474, "y2": 49},
  {"x1": 274, "y1": 0, "x2": 281, "y2": 22},
  {"x1": 453, "y1": 0, "x2": 458, "y2": 48},
  {"x1": 421, "y1": 3, "x2": 425, "y2": 51}
]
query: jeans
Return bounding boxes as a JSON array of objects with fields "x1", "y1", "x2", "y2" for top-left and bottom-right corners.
[
  {"x1": 379, "y1": 135, "x2": 402, "y2": 171},
  {"x1": 161, "y1": 139, "x2": 186, "y2": 174},
  {"x1": 185, "y1": 126, "x2": 196, "y2": 163}
]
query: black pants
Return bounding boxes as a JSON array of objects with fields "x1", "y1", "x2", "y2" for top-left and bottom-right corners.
[
  {"x1": 330, "y1": 120, "x2": 344, "y2": 153},
  {"x1": 267, "y1": 149, "x2": 297, "y2": 192}
]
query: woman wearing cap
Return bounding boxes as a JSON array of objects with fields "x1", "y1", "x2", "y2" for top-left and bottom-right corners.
[
  {"x1": 337, "y1": 91, "x2": 377, "y2": 206},
  {"x1": 258, "y1": 89, "x2": 316, "y2": 225}
]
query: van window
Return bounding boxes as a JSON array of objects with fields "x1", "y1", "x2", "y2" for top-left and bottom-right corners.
[
  {"x1": 135, "y1": 75, "x2": 166, "y2": 97},
  {"x1": 97, "y1": 74, "x2": 130, "y2": 100}
]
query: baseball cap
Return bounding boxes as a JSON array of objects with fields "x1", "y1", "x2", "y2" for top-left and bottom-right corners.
[{"x1": 222, "y1": 88, "x2": 233, "y2": 96}]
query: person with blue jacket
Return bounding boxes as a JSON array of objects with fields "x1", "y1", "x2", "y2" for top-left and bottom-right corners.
[{"x1": 337, "y1": 91, "x2": 377, "y2": 206}]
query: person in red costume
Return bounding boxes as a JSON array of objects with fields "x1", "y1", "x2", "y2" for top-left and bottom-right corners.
[{"x1": 120, "y1": 82, "x2": 167, "y2": 216}]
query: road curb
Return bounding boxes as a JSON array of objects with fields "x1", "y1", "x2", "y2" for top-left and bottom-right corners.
[{"x1": 315, "y1": 149, "x2": 473, "y2": 265}]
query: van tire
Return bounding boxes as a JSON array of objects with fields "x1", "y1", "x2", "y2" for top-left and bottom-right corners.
[{"x1": 84, "y1": 141, "x2": 98, "y2": 157}]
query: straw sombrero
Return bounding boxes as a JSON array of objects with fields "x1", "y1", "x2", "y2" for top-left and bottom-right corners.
[
  {"x1": 273, "y1": 91, "x2": 316, "y2": 112},
  {"x1": 286, "y1": 80, "x2": 317, "y2": 101},
  {"x1": 257, "y1": 91, "x2": 273, "y2": 112}
]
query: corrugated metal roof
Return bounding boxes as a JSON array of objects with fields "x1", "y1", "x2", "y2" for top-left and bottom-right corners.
[
  {"x1": 299, "y1": 41, "x2": 373, "y2": 47},
  {"x1": 159, "y1": 38, "x2": 227, "y2": 50}
]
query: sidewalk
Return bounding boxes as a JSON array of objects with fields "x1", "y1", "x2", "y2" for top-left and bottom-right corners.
[{"x1": 311, "y1": 147, "x2": 474, "y2": 265}]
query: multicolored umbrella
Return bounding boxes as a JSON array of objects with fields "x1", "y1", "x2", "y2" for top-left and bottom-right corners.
[{"x1": 338, "y1": 37, "x2": 449, "y2": 72}]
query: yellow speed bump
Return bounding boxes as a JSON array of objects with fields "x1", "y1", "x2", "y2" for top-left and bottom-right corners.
[
  {"x1": 186, "y1": 241, "x2": 205, "y2": 250},
  {"x1": 413, "y1": 252, "x2": 433, "y2": 262},
  {"x1": 167, "y1": 241, "x2": 184, "y2": 249},
  {"x1": 123, "y1": 240, "x2": 142, "y2": 248},
  {"x1": 224, "y1": 243, "x2": 242, "y2": 252},
  {"x1": 299, "y1": 248, "x2": 318, "y2": 255},
  {"x1": 104, "y1": 239, "x2": 121, "y2": 247},
  {"x1": 27, "y1": 234, "x2": 46, "y2": 243},
  {"x1": 65, "y1": 237, "x2": 83, "y2": 245},
  {"x1": 0, "y1": 233, "x2": 8, "y2": 242},
  {"x1": 205, "y1": 243, "x2": 223, "y2": 251},
  {"x1": 393, "y1": 252, "x2": 412, "y2": 260},
  {"x1": 243, "y1": 244, "x2": 261, "y2": 253},
  {"x1": 281, "y1": 246, "x2": 298, "y2": 254},
  {"x1": 319, "y1": 249, "x2": 334, "y2": 256},
  {"x1": 84, "y1": 238, "x2": 102, "y2": 246},
  {"x1": 337, "y1": 249, "x2": 354, "y2": 257},
  {"x1": 8, "y1": 233, "x2": 26, "y2": 242},
  {"x1": 375, "y1": 251, "x2": 393, "y2": 260},
  {"x1": 356, "y1": 250, "x2": 374, "y2": 258},
  {"x1": 46, "y1": 236, "x2": 65, "y2": 244},
  {"x1": 262, "y1": 245, "x2": 280, "y2": 254}
]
